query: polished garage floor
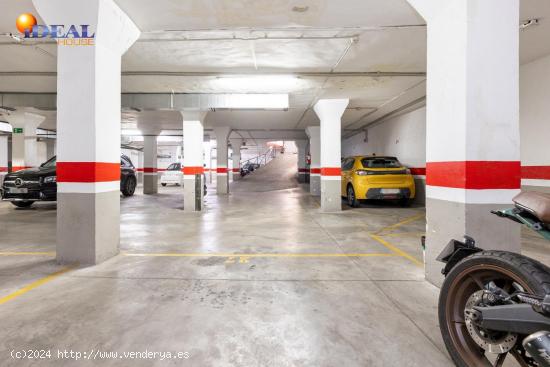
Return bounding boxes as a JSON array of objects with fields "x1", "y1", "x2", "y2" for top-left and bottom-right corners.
[{"x1": 0, "y1": 165, "x2": 548, "y2": 366}]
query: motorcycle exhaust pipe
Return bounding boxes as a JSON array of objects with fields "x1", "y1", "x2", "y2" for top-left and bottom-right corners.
[{"x1": 523, "y1": 330, "x2": 550, "y2": 366}]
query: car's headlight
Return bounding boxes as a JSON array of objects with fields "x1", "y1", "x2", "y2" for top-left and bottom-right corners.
[{"x1": 43, "y1": 176, "x2": 56, "y2": 183}]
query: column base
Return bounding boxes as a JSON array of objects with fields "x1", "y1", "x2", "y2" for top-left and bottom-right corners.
[
  {"x1": 217, "y1": 175, "x2": 229, "y2": 194},
  {"x1": 297, "y1": 173, "x2": 306, "y2": 183},
  {"x1": 143, "y1": 174, "x2": 158, "y2": 194},
  {"x1": 425, "y1": 198, "x2": 521, "y2": 287},
  {"x1": 183, "y1": 177, "x2": 203, "y2": 212},
  {"x1": 321, "y1": 178, "x2": 342, "y2": 212},
  {"x1": 310, "y1": 175, "x2": 321, "y2": 196},
  {"x1": 57, "y1": 191, "x2": 120, "y2": 265}
]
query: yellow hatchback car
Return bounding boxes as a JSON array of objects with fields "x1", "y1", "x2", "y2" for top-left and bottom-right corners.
[{"x1": 341, "y1": 156, "x2": 415, "y2": 207}]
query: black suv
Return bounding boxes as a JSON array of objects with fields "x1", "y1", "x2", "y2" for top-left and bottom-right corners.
[{"x1": 1, "y1": 154, "x2": 137, "y2": 208}]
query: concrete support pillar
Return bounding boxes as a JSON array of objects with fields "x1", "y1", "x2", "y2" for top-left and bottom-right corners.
[
  {"x1": 6, "y1": 112, "x2": 44, "y2": 171},
  {"x1": 33, "y1": 0, "x2": 139, "y2": 264},
  {"x1": 295, "y1": 139, "x2": 308, "y2": 183},
  {"x1": 143, "y1": 135, "x2": 159, "y2": 195},
  {"x1": 305, "y1": 126, "x2": 321, "y2": 196},
  {"x1": 136, "y1": 150, "x2": 144, "y2": 184},
  {"x1": 182, "y1": 112, "x2": 206, "y2": 212},
  {"x1": 314, "y1": 99, "x2": 349, "y2": 212},
  {"x1": 45, "y1": 139, "x2": 56, "y2": 160},
  {"x1": 408, "y1": 0, "x2": 521, "y2": 286},
  {"x1": 230, "y1": 138, "x2": 243, "y2": 181},
  {"x1": 214, "y1": 127, "x2": 231, "y2": 194},
  {"x1": 0, "y1": 135, "x2": 7, "y2": 184}
]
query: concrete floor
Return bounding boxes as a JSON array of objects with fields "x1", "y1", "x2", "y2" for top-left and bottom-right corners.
[{"x1": 0, "y1": 156, "x2": 547, "y2": 366}]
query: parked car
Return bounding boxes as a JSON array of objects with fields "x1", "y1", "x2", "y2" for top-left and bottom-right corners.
[
  {"x1": 341, "y1": 156, "x2": 415, "y2": 207},
  {"x1": 160, "y1": 163, "x2": 183, "y2": 186},
  {"x1": 160, "y1": 162, "x2": 208, "y2": 195},
  {"x1": 1, "y1": 154, "x2": 137, "y2": 208}
]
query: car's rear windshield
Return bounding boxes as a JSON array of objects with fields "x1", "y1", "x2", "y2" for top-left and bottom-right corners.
[
  {"x1": 42, "y1": 156, "x2": 56, "y2": 168},
  {"x1": 361, "y1": 157, "x2": 401, "y2": 169},
  {"x1": 167, "y1": 163, "x2": 180, "y2": 171}
]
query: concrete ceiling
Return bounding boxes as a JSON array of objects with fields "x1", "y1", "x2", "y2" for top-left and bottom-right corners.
[{"x1": 0, "y1": 0, "x2": 549, "y2": 140}]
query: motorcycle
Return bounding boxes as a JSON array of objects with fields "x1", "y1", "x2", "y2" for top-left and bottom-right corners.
[{"x1": 437, "y1": 191, "x2": 550, "y2": 367}]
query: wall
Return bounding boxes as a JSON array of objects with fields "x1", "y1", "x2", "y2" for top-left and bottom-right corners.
[
  {"x1": 341, "y1": 107, "x2": 427, "y2": 203},
  {"x1": 520, "y1": 53, "x2": 550, "y2": 193}
]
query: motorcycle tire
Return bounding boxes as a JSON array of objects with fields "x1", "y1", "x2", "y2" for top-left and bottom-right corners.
[{"x1": 439, "y1": 250, "x2": 550, "y2": 367}]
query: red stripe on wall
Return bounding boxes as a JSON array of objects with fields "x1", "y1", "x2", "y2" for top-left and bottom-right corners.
[
  {"x1": 426, "y1": 161, "x2": 520, "y2": 189},
  {"x1": 143, "y1": 167, "x2": 158, "y2": 173},
  {"x1": 57, "y1": 162, "x2": 120, "y2": 183},
  {"x1": 183, "y1": 166, "x2": 204, "y2": 175},
  {"x1": 11, "y1": 166, "x2": 32, "y2": 172},
  {"x1": 232, "y1": 168, "x2": 240, "y2": 173},
  {"x1": 310, "y1": 168, "x2": 321, "y2": 174},
  {"x1": 321, "y1": 167, "x2": 341, "y2": 176},
  {"x1": 0, "y1": 167, "x2": 9, "y2": 172},
  {"x1": 216, "y1": 167, "x2": 228, "y2": 174},
  {"x1": 521, "y1": 166, "x2": 550, "y2": 180}
]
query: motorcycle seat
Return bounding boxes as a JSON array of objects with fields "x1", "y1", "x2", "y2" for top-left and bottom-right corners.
[{"x1": 513, "y1": 191, "x2": 550, "y2": 224}]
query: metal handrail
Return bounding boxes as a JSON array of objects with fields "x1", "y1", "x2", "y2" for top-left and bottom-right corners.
[{"x1": 240, "y1": 147, "x2": 276, "y2": 168}]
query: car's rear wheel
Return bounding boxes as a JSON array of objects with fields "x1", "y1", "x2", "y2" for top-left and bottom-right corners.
[
  {"x1": 122, "y1": 176, "x2": 136, "y2": 197},
  {"x1": 11, "y1": 201, "x2": 34, "y2": 208},
  {"x1": 399, "y1": 198, "x2": 411, "y2": 207},
  {"x1": 347, "y1": 185, "x2": 359, "y2": 208},
  {"x1": 161, "y1": 183, "x2": 167, "y2": 187}
]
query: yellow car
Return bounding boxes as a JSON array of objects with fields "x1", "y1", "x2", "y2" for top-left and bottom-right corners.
[{"x1": 341, "y1": 156, "x2": 415, "y2": 207}]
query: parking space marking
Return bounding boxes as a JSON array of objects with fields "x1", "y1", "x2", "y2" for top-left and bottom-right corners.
[
  {"x1": 369, "y1": 234, "x2": 423, "y2": 267},
  {"x1": 0, "y1": 266, "x2": 74, "y2": 306},
  {"x1": 123, "y1": 252, "x2": 397, "y2": 258},
  {"x1": 374, "y1": 213, "x2": 425, "y2": 235},
  {"x1": 0, "y1": 251, "x2": 56, "y2": 256}
]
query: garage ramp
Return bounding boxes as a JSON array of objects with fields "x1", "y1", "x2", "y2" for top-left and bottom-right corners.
[{"x1": 231, "y1": 153, "x2": 299, "y2": 192}]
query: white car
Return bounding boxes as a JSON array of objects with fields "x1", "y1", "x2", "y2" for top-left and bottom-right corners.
[{"x1": 160, "y1": 163, "x2": 183, "y2": 186}]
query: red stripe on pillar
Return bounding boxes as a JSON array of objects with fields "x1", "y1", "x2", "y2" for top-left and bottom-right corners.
[
  {"x1": 521, "y1": 166, "x2": 550, "y2": 180},
  {"x1": 216, "y1": 167, "x2": 228, "y2": 174},
  {"x1": 410, "y1": 168, "x2": 426, "y2": 176},
  {"x1": 426, "y1": 161, "x2": 520, "y2": 189},
  {"x1": 136, "y1": 168, "x2": 144, "y2": 172},
  {"x1": 143, "y1": 167, "x2": 158, "y2": 173},
  {"x1": 57, "y1": 162, "x2": 120, "y2": 182},
  {"x1": 310, "y1": 168, "x2": 321, "y2": 174},
  {"x1": 183, "y1": 166, "x2": 204, "y2": 175},
  {"x1": 298, "y1": 168, "x2": 309, "y2": 173},
  {"x1": 232, "y1": 168, "x2": 240, "y2": 173},
  {"x1": 321, "y1": 167, "x2": 341, "y2": 176}
]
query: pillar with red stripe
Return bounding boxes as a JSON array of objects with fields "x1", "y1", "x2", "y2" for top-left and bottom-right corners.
[
  {"x1": 295, "y1": 139, "x2": 308, "y2": 183},
  {"x1": 5, "y1": 112, "x2": 44, "y2": 172},
  {"x1": 230, "y1": 138, "x2": 243, "y2": 181},
  {"x1": 305, "y1": 126, "x2": 320, "y2": 196},
  {"x1": 408, "y1": 0, "x2": 521, "y2": 285},
  {"x1": 214, "y1": 126, "x2": 231, "y2": 194},
  {"x1": 0, "y1": 134, "x2": 7, "y2": 183},
  {"x1": 183, "y1": 112, "x2": 206, "y2": 211},
  {"x1": 314, "y1": 99, "x2": 349, "y2": 212},
  {"x1": 34, "y1": 0, "x2": 140, "y2": 264},
  {"x1": 142, "y1": 133, "x2": 159, "y2": 195}
]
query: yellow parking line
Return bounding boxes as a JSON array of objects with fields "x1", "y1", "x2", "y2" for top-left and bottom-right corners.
[
  {"x1": 375, "y1": 213, "x2": 425, "y2": 234},
  {"x1": 122, "y1": 252, "x2": 396, "y2": 258},
  {"x1": 0, "y1": 266, "x2": 74, "y2": 306},
  {"x1": 383, "y1": 232, "x2": 426, "y2": 238},
  {"x1": 0, "y1": 252, "x2": 56, "y2": 256},
  {"x1": 370, "y1": 234, "x2": 423, "y2": 267}
]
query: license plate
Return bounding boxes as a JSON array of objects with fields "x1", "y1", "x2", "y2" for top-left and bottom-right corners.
[
  {"x1": 9, "y1": 188, "x2": 28, "y2": 194},
  {"x1": 381, "y1": 189, "x2": 400, "y2": 194}
]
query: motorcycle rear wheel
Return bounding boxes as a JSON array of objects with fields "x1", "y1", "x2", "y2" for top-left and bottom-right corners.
[{"x1": 439, "y1": 250, "x2": 550, "y2": 367}]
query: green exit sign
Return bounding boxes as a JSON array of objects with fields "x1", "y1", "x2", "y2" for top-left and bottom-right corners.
[{"x1": 13, "y1": 128, "x2": 23, "y2": 134}]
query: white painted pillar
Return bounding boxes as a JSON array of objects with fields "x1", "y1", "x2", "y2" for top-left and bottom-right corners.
[
  {"x1": 136, "y1": 150, "x2": 144, "y2": 184},
  {"x1": 305, "y1": 126, "x2": 321, "y2": 196},
  {"x1": 6, "y1": 112, "x2": 44, "y2": 171},
  {"x1": 314, "y1": 99, "x2": 348, "y2": 212},
  {"x1": 182, "y1": 112, "x2": 206, "y2": 212},
  {"x1": 295, "y1": 139, "x2": 308, "y2": 183},
  {"x1": 230, "y1": 138, "x2": 243, "y2": 181},
  {"x1": 203, "y1": 137, "x2": 213, "y2": 184},
  {"x1": 143, "y1": 134, "x2": 159, "y2": 195},
  {"x1": 214, "y1": 126, "x2": 231, "y2": 194},
  {"x1": 45, "y1": 138, "x2": 56, "y2": 160},
  {"x1": 0, "y1": 135, "x2": 7, "y2": 184},
  {"x1": 33, "y1": 0, "x2": 140, "y2": 265},
  {"x1": 407, "y1": 0, "x2": 521, "y2": 285}
]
